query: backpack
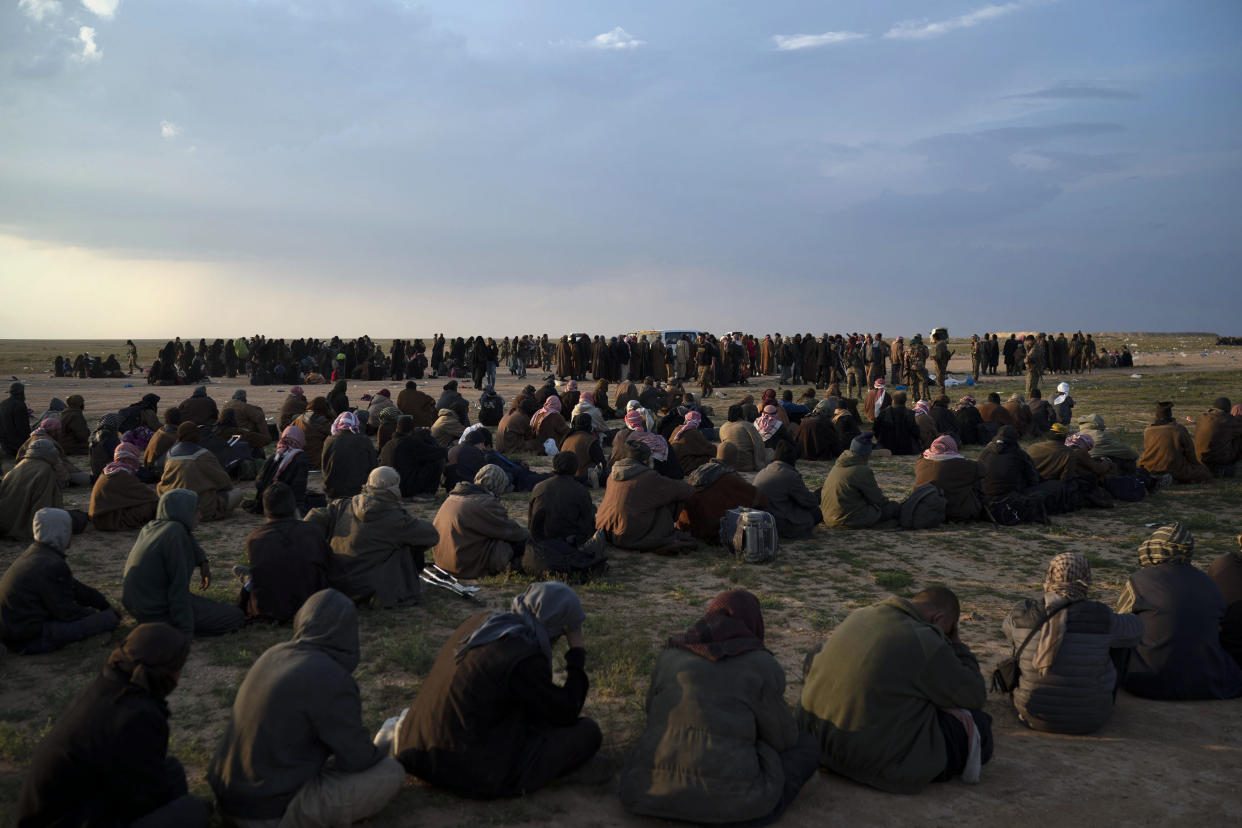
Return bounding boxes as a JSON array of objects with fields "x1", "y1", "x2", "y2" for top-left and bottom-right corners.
[
  {"x1": 899, "y1": 483, "x2": 946, "y2": 529},
  {"x1": 1103, "y1": 473, "x2": 1146, "y2": 502},
  {"x1": 521, "y1": 538, "x2": 609, "y2": 584},
  {"x1": 720, "y1": 507, "x2": 778, "y2": 564},
  {"x1": 985, "y1": 493, "x2": 1048, "y2": 526}
]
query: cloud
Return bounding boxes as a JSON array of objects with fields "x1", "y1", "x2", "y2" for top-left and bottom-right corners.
[
  {"x1": 82, "y1": 0, "x2": 120, "y2": 20},
  {"x1": 772, "y1": 31, "x2": 866, "y2": 51},
  {"x1": 885, "y1": 2, "x2": 1037, "y2": 41},
  {"x1": 18, "y1": 0, "x2": 62, "y2": 22},
  {"x1": 73, "y1": 26, "x2": 101, "y2": 62},
  {"x1": 589, "y1": 27, "x2": 645, "y2": 50},
  {"x1": 160, "y1": 120, "x2": 181, "y2": 139},
  {"x1": 1010, "y1": 81, "x2": 1140, "y2": 100}
]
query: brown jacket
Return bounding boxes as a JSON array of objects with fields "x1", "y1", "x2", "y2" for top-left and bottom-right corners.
[
  {"x1": 913, "y1": 457, "x2": 984, "y2": 522},
  {"x1": 156, "y1": 445, "x2": 235, "y2": 521},
  {"x1": 278, "y1": 394, "x2": 307, "y2": 430},
  {"x1": 1194, "y1": 409, "x2": 1242, "y2": 466},
  {"x1": 496, "y1": 409, "x2": 540, "y2": 454},
  {"x1": 1140, "y1": 421, "x2": 1213, "y2": 483},
  {"x1": 978, "y1": 401, "x2": 1015, "y2": 427},
  {"x1": 292, "y1": 413, "x2": 332, "y2": 470},
  {"x1": 431, "y1": 483, "x2": 528, "y2": 578},
  {"x1": 0, "y1": 456, "x2": 62, "y2": 541},
  {"x1": 88, "y1": 470, "x2": 158, "y2": 531},
  {"x1": 57, "y1": 404, "x2": 90, "y2": 455},
  {"x1": 596, "y1": 459, "x2": 694, "y2": 551},
  {"x1": 676, "y1": 469, "x2": 767, "y2": 543},
  {"x1": 1027, "y1": 438, "x2": 1076, "y2": 481},
  {"x1": 716, "y1": 421, "x2": 768, "y2": 472},
  {"x1": 143, "y1": 426, "x2": 178, "y2": 470},
  {"x1": 670, "y1": 429, "x2": 717, "y2": 474},
  {"x1": 223, "y1": 400, "x2": 269, "y2": 447},
  {"x1": 533, "y1": 411, "x2": 569, "y2": 452},
  {"x1": 1003, "y1": 400, "x2": 1033, "y2": 436},
  {"x1": 397, "y1": 387, "x2": 438, "y2": 428}
]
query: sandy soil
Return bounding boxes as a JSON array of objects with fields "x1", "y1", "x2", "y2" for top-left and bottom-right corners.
[{"x1": 1, "y1": 344, "x2": 1240, "y2": 826}]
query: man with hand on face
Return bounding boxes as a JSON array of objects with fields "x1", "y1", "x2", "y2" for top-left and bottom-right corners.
[{"x1": 797, "y1": 586, "x2": 991, "y2": 792}]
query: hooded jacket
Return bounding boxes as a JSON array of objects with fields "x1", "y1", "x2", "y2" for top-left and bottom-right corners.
[
  {"x1": 305, "y1": 488, "x2": 439, "y2": 607},
  {"x1": 820, "y1": 451, "x2": 891, "y2": 529},
  {"x1": 0, "y1": 446, "x2": 63, "y2": 541},
  {"x1": 0, "y1": 510, "x2": 109, "y2": 647},
  {"x1": 977, "y1": 435, "x2": 1041, "y2": 498},
  {"x1": 595, "y1": 459, "x2": 694, "y2": 551},
  {"x1": 321, "y1": 431, "x2": 378, "y2": 500},
  {"x1": 57, "y1": 396, "x2": 90, "y2": 455},
  {"x1": 122, "y1": 490, "x2": 206, "y2": 634},
  {"x1": 156, "y1": 443, "x2": 234, "y2": 521},
  {"x1": 1077, "y1": 414, "x2": 1139, "y2": 465},
  {"x1": 432, "y1": 483, "x2": 529, "y2": 578},
  {"x1": 208, "y1": 590, "x2": 387, "y2": 820},
  {"x1": 0, "y1": 382, "x2": 30, "y2": 455}
]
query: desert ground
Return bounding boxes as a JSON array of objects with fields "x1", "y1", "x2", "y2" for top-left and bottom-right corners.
[{"x1": 1, "y1": 333, "x2": 1240, "y2": 827}]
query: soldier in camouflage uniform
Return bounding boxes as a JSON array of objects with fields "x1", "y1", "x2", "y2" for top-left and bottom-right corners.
[
  {"x1": 845, "y1": 340, "x2": 866, "y2": 398},
  {"x1": 970, "y1": 334, "x2": 981, "y2": 381},
  {"x1": 889, "y1": 336, "x2": 904, "y2": 387},
  {"x1": 1024, "y1": 334, "x2": 1045, "y2": 399},
  {"x1": 904, "y1": 334, "x2": 930, "y2": 401}
]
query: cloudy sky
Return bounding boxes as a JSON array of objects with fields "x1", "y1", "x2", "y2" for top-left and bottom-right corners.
[{"x1": 1, "y1": 0, "x2": 1239, "y2": 338}]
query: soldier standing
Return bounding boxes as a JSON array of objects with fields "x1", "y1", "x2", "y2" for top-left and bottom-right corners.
[
  {"x1": 1024, "y1": 334, "x2": 1045, "y2": 399},
  {"x1": 845, "y1": 340, "x2": 865, "y2": 398},
  {"x1": 970, "y1": 334, "x2": 981, "y2": 381},
  {"x1": 889, "y1": 336, "x2": 904, "y2": 387},
  {"x1": 931, "y1": 334, "x2": 953, "y2": 392},
  {"x1": 869, "y1": 333, "x2": 888, "y2": 387},
  {"x1": 904, "y1": 334, "x2": 930, "y2": 401}
]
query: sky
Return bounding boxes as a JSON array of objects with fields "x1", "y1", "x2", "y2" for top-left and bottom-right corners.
[{"x1": 1, "y1": 0, "x2": 1240, "y2": 339}]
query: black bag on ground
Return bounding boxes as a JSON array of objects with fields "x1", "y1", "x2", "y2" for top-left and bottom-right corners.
[
  {"x1": 521, "y1": 538, "x2": 609, "y2": 583},
  {"x1": 1104, "y1": 473, "x2": 1146, "y2": 502},
  {"x1": 991, "y1": 602, "x2": 1069, "y2": 694},
  {"x1": 985, "y1": 493, "x2": 1048, "y2": 526},
  {"x1": 899, "y1": 483, "x2": 946, "y2": 530}
]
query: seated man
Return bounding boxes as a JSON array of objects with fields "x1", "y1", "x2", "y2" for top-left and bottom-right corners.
[
  {"x1": 250, "y1": 425, "x2": 312, "y2": 516},
  {"x1": 754, "y1": 441, "x2": 822, "y2": 539},
  {"x1": 1116, "y1": 523, "x2": 1242, "y2": 699},
  {"x1": 178, "y1": 385, "x2": 219, "y2": 426},
  {"x1": 913, "y1": 435, "x2": 984, "y2": 522},
  {"x1": 1003, "y1": 393, "x2": 1033, "y2": 437},
  {"x1": 0, "y1": 439, "x2": 64, "y2": 542},
  {"x1": 1003, "y1": 553, "x2": 1142, "y2": 734},
  {"x1": 19, "y1": 419, "x2": 91, "y2": 488},
  {"x1": 397, "y1": 380, "x2": 437, "y2": 427},
  {"x1": 676, "y1": 459, "x2": 768, "y2": 544},
  {"x1": 496, "y1": 397, "x2": 541, "y2": 454},
  {"x1": 1139, "y1": 401, "x2": 1212, "y2": 484},
  {"x1": 378, "y1": 416, "x2": 445, "y2": 500},
  {"x1": 1208, "y1": 533, "x2": 1242, "y2": 668},
  {"x1": 396, "y1": 583, "x2": 602, "y2": 797},
  {"x1": 1027, "y1": 423, "x2": 1077, "y2": 482},
  {"x1": 1028, "y1": 388, "x2": 1055, "y2": 435},
  {"x1": 209, "y1": 589, "x2": 406, "y2": 826},
  {"x1": 222, "y1": 389, "x2": 271, "y2": 449},
  {"x1": 669, "y1": 411, "x2": 716, "y2": 473},
  {"x1": 716, "y1": 405, "x2": 770, "y2": 472},
  {"x1": 862, "y1": 378, "x2": 891, "y2": 423},
  {"x1": 443, "y1": 426, "x2": 492, "y2": 490},
  {"x1": 559, "y1": 414, "x2": 607, "y2": 486},
  {"x1": 144, "y1": 407, "x2": 182, "y2": 472},
  {"x1": 431, "y1": 408, "x2": 465, "y2": 447},
  {"x1": 874, "y1": 392, "x2": 920, "y2": 456},
  {"x1": 596, "y1": 441, "x2": 697, "y2": 554},
  {"x1": 17, "y1": 624, "x2": 210, "y2": 827},
  {"x1": 1078, "y1": 413, "x2": 1144, "y2": 475},
  {"x1": 952, "y1": 395, "x2": 986, "y2": 446},
  {"x1": 306, "y1": 467, "x2": 439, "y2": 607},
  {"x1": 1194, "y1": 397, "x2": 1242, "y2": 476},
  {"x1": 0, "y1": 380, "x2": 30, "y2": 457},
  {"x1": 820, "y1": 433, "x2": 900, "y2": 529},
  {"x1": 0, "y1": 508, "x2": 118, "y2": 654},
  {"x1": 89, "y1": 442, "x2": 159, "y2": 531},
  {"x1": 157, "y1": 422, "x2": 243, "y2": 521},
  {"x1": 620, "y1": 590, "x2": 820, "y2": 824},
  {"x1": 977, "y1": 391, "x2": 1016, "y2": 430},
  {"x1": 57, "y1": 394, "x2": 90, "y2": 455},
  {"x1": 528, "y1": 452, "x2": 597, "y2": 545},
  {"x1": 123, "y1": 489, "x2": 246, "y2": 637},
  {"x1": 322, "y1": 412, "x2": 378, "y2": 501},
  {"x1": 235, "y1": 483, "x2": 332, "y2": 623},
  {"x1": 279, "y1": 385, "x2": 308, "y2": 430},
  {"x1": 797, "y1": 587, "x2": 991, "y2": 792},
  {"x1": 432, "y1": 465, "x2": 529, "y2": 578}
]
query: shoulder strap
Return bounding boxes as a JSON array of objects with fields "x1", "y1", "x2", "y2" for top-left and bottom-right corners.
[{"x1": 1012, "y1": 601, "x2": 1070, "y2": 660}]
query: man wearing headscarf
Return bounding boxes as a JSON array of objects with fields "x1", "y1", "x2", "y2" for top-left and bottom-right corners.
[
  {"x1": 89, "y1": 442, "x2": 159, "y2": 530},
  {"x1": 20, "y1": 418, "x2": 91, "y2": 488},
  {"x1": 798, "y1": 587, "x2": 990, "y2": 792},
  {"x1": 863, "y1": 378, "x2": 891, "y2": 424},
  {"x1": 1077, "y1": 413, "x2": 1141, "y2": 474},
  {"x1": 235, "y1": 483, "x2": 331, "y2": 623},
  {"x1": 1208, "y1": 533, "x2": 1242, "y2": 668},
  {"x1": 321, "y1": 411, "x2": 378, "y2": 500},
  {"x1": 530, "y1": 395, "x2": 570, "y2": 453},
  {"x1": 669, "y1": 410, "x2": 716, "y2": 474},
  {"x1": 1116, "y1": 523, "x2": 1242, "y2": 699},
  {"x1": 621, "y1": 590, "x2": 819, "y2": 823},
  {"x1": 431, "y1": 407, "x2": 466, "y2": 448},
  {"x1": 914, "y1": 435, "x2": 985, "y2": 522},
  {"x1": 17, "y1": 623, "x2": 209, "y2": 827},
  {"x1": 1140, "y1": 401, "x2": 1213, "y2": 483},
  {"x1": 793, "y1": 399, "x2": 841, "y2": 462},
  {"x1": 820, "y1": 433, "x2": 901, "y2": 528},
  {"x1": 1027, "y1": 423, "x2": 1078, "y2": 484},
  {"x1": 123, "y1": 488, "x2": 246, "y2": 636},
  {"x1": 397, "y1": 582, "x2": 602, "y2": 797},
  {"x1": 209, "y1": 590, "x2": 406, "y2": 826},
  {"x1": 305, "y1": 466, "x2": 439, "y2": 607},
  {"x1": 0, "y1": 439, "x2": 63, "y2": 541},
  {"x1": 432, "y1": 465, "x2": 530, "y2": 578},
  {"x1": 157, "y1": 421, "x2": 243, "y2": 520},
  {"x1": 1194, "y1": 397, "x2": 1242, "y2": 475},
  {"x1": 0, "y1": 381, "x2": 31, "y2": 457},
  {"x1": 250, "y1": 424, "x2": 311, "y2": 516},
  {"x1": 0, "y1": 508, "x2": 118, "y2": 653},
  {"x1": 1002, "y1": 552, "x2": 1142, "y2": 734},
  {"x1": 527, "y1": 452, "x2": 599, "y2": 547}
]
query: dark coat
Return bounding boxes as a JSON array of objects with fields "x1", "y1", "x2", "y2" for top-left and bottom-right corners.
[
  {"x1": 18, "y1": 662, "x2": 191, "y2": 826},
  {"x1": 676, "y1": 467, "x2": 767, "y2": 544},
  {"x1": 0, "y1": 390, "x2": 30, "y2": 455},
  {"x1": 397, "y1": 612, "x2": 590, "y2": 798},
  {"x1": 321, "y1": 432, "x2": 377, "y2": 500},
  {"x1": 953, "y1": 405, "x2": 985, "y2": 445},
  {"x1": 913, "y1": 457, "x2": 984, "y2": 522},
  {"x1": 977, "y1": 438, "x2": 1041, "y2": 498},
  {"x1": 528, "y1": 475, "x2": 596, "y2": 543},
  {"x1": 1119, "y1": 562, "x2": 1242, "y2": 700},
  {"x1": 379, "y1": 430, "x2": 446, "y2": 497},
  {"x1": 753, "y1": 461, "x2": 819, "y2": 539},
  {"x1": 874, "y1": 405, "x2": 921, "y2": 456},
  {"x1": 253, "y1": 451, "x2": 310, "y2": 515},
  {"x1": 0, "y1": 542, "x2": 109, "y2": 648},
  {"x1": 239, "y1": 519, "x2": 332, "y2": 622},
  {"x1": 209, "y1": 590, "x2": 388, "y2": 820},
  {"x1": 794, "y1": 415, "x2": 840, "y2": 461},
  {"x1": 1208, "y1": 553, "x2": 1242, "y2": 668}
]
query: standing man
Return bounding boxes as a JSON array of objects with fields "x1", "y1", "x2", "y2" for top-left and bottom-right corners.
[
  {"x1": 126, "y1": 340, "x2": 141, "y2": 376},
  {"x1": 931, "y1": 334, "x2": 953, "y2": 393},
  {"x1": 869, "y1": 334, "x2": 888, "y2": 388},
  {"x1": 696, "y1": 334, "x2": 717, "y2": 397},
  {"x1": 904, "y1": 335, "x2": 930, "y2": 403},
  {"x1": 1024, "y1": 335, "x2": 1045, "y2": 400},
  {"x1": 889, "y1": 337, "x2": 904, "y2": 388},
  {"x1": 970, "y1": 335, "x2": 981, "y2": 382}
]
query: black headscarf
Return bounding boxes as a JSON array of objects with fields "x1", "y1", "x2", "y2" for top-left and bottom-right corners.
[{"x1": 106, "y1": 623, "x2": 191, "y2": 699}]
